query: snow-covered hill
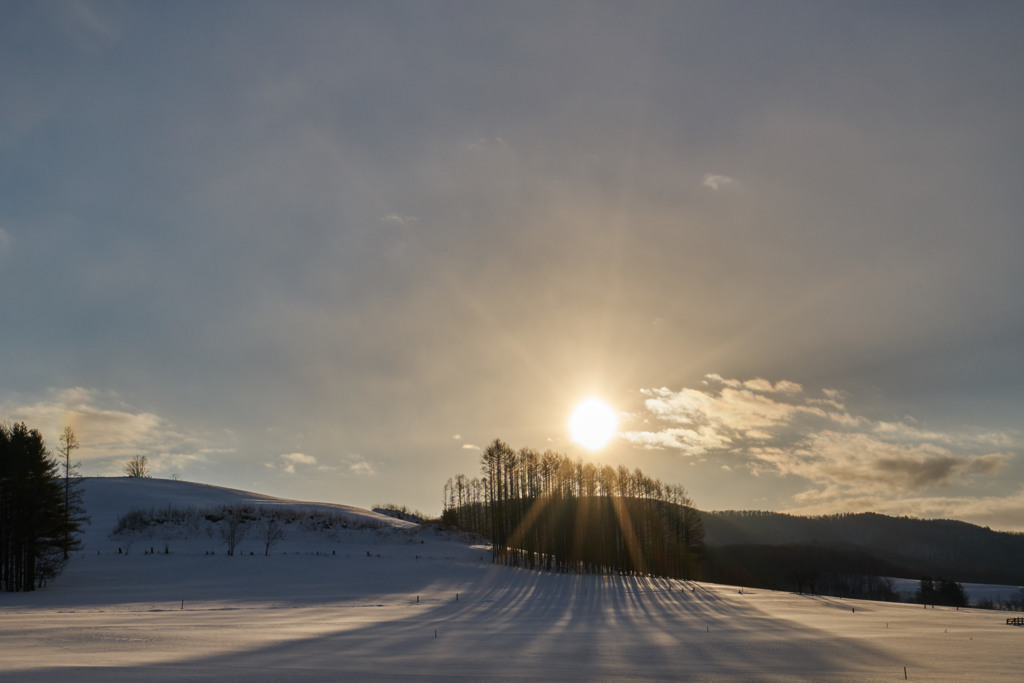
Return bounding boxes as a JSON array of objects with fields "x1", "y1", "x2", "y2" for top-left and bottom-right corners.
[
  {"x1": 78, "y1": 477, "x2": 416, "y2": 552},
  {"x1": 2, "y1": 478, "x2": 1022, "y2": 681}
]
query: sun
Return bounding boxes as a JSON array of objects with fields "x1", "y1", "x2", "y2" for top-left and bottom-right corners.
[{"x1": 569, "y1": 398, "x2": 618, "y2": 450}]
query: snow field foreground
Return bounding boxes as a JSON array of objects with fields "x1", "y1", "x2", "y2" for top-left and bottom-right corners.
[{"x1": 1, "y1": 479, "x2": 1021, "y2": 681}]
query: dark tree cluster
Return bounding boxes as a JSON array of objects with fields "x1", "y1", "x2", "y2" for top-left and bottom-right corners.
[
  {"x1": 0, "y1": 423, "x2": 83, "y2": 591},
  {"x1": 702, "y1": 544, "x2": 901, "y2": 600},
  {"x1": 443, "y1": 439, "x2": 704, "y2": 578},
  {"x1": 917, "y1": 577, "x2": 967, "y2": 608}
]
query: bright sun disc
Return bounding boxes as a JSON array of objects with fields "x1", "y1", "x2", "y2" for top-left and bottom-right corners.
[{"x1": 569, "y1": 398, "x2": 618, "y2": 450}]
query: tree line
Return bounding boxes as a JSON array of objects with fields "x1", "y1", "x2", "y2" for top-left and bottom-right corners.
[
  {"x1": 443, "y1": 439, "x2": 704, "y2": 578},
  {"x1": 0, "y1": 423, "x2": 86, "y2": 591},
  {"x1": 701, "y1": 543, "x2": 903, "y2": 600}
]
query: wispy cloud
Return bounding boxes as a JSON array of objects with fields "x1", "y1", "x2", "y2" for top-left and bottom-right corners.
[
  {"x1": 281, "y1": 452, "x2": 317, "y2": 465},
  {"x1": 277, "y1": 452, "x2": 317, "y2": 474},
  {"x1": 702, "y1": 173, "x2": 734, "y2": 190},
  {"x1": 344, "y1": 455, "x2": 375, "y2": 476},
  {"x1": 454, "y1": 434, "x2": 480, "y2": 450},
  {"x1": 464, "y1": 136, "x2": 508, "y2": 152},
  {"x1": 382, "y1": 213, "x2": 418, "y2": 226},
  {"x1": 623, "y1": 426, "x2": 730, "y2": 455},
  {"x1": 54, "y1": 0, "x2": 125, "y2": 50}
]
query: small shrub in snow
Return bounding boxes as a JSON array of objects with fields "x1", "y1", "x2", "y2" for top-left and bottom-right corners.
[{"x1": 112, "y1": 502, "x2": 389, "y2": 553}]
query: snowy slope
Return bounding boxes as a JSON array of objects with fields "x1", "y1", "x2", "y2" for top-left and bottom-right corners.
[
  {"x1": 79, "y1": 477, "x2": 415, "y2": 547},
  {"x1": 2, "y1": 478, "x2": 1022, "y2": 681}
]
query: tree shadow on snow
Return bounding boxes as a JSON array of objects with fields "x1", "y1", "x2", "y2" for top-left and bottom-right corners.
[{"x1": 16, "y1": 570, "x2": 902, "y2": 681}]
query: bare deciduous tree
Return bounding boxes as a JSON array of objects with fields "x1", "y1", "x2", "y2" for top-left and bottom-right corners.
[
  {"x1": 58, "y1": 426, "x2": 88, "y2": 559},
  {"x1": 123, "y1": 455, "x2": 150, "y2": 478},
  {"x1": 257, "y1": 514, "x2": 285, "y2": 556},
  {"x1": 220, "y1": 506, "x2": 246, "y2": 556}
]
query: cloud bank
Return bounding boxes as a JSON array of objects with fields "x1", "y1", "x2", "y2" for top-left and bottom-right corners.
[
  {"x1": 1, "y1": 387, "x2": 228, "y2": 476},
  {"x1": 625, "y1": 375, "x2": 1016, "y2": 520}
]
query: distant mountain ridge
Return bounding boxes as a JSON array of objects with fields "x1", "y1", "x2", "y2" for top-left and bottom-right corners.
[{"x1": 701, "y1": 510, "x2": 1024, "y2": 585}]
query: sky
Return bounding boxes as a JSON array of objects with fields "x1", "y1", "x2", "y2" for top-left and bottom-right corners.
[{"x1": 2, "y1": 1, "x2": 1023, "y2": 529}]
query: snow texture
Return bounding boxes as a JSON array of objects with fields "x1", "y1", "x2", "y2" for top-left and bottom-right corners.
[{"x1": 1, "y1": 478, "x2": 1021, "y2": 681}]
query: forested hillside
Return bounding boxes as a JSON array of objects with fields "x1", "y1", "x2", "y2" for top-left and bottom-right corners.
[{"x1": 703, "y1": 510, "x2": 1024, "y2": 585}]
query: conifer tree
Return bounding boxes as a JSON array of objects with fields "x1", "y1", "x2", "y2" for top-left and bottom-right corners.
[{"x1": 0, "y1": 423, "x2": 79, "y2": 591}]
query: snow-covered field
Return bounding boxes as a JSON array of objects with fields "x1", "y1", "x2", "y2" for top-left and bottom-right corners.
[{"x1": 1, "y1": 479, "x2": 1021, "y2": 681}]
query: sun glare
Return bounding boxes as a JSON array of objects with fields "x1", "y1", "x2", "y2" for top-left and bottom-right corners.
[{"x1": 569, "y1": 398, "x2": 618, "y2": 450}]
